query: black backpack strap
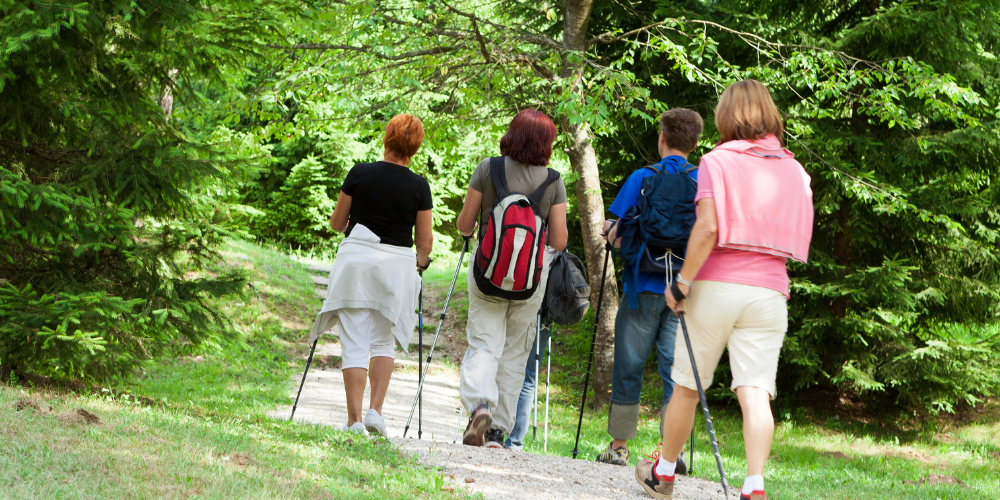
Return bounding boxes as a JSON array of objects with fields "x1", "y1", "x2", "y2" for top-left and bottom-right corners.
[
  {"x1": 681, "y1": 162, "x2": 698, "y2": 175},
  {"x1": 644, "y1": 164, "x2": 662, "y2": 174},
  {"x1": 529, "y1": 168, "x2": 561, "y2": 204},
  {"x1": 489, "y1": 156, "x2": 510, "y2": 197}
]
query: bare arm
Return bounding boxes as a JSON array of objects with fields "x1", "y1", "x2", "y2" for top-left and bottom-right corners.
[
  {"x1": 601, "y1": 219, "x2": 622, "y2": 248},
  {"x1": 457, "y1": 187, "x2": 482, "y2": 237},
  {"x1": 546, "y1": 203, "x2": 568, "y2": 251},
  {"x1": 329, "y1": 191, "x2": 352, "y2": 233},
  {"x1": 667, "y1": 197, "x2": 718, "y2": 312},
  {"x1": 414, "y1": 209, "x2": 433, "y2": 267}
]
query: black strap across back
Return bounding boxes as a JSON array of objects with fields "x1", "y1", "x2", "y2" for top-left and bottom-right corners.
[{"x1": 489, "y1": 156, "x2": 560, "y2": 205}]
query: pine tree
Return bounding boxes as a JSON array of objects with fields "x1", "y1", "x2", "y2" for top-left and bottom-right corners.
[{"x1": 0, "y1": 0, "x2": 283, "y2": 380}]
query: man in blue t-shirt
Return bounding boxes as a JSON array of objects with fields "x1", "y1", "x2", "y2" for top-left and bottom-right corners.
[{"x1": 595, "y1": 108, "x2": 703, "y2": 467}]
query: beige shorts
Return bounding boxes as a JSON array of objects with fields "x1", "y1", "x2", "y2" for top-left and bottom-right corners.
[{"x1": 671, "y1": 280, "x2": 787, "y2": 398}]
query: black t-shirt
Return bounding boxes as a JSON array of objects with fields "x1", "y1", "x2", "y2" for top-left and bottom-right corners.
[{"x1": 341, "y1": 161, "x2": 433, "y2": 247}]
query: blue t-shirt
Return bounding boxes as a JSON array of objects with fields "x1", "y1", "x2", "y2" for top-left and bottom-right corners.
[{"x1": 608, "y1": 155, "x2": 697, "y2": 295}]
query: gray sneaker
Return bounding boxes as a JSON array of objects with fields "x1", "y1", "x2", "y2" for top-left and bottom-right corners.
[
  {"x1": 635, "y1": 458, "x2": 675, "y2": 499},
  {"x1": 342, "y1": 422, "x2": 366, "y2": 435},
  {"x1": 595, "y1": 442, "x2": 630, "y2": 466},
  {"x1": 363, "y1": 408, "x2": 386, "y2": 437}
]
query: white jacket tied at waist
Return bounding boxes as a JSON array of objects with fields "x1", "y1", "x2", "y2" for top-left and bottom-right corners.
[{"x1": 309, "y1": 224, "x2": 420, "y2": 350}]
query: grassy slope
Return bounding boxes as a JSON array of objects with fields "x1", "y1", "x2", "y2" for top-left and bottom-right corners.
[
  {"x1": 1, "y1": 239, "x2": 461, "y2": 500},
  {"x1": 419, "y1": 261, "x2": 1000, "y2": 500}
]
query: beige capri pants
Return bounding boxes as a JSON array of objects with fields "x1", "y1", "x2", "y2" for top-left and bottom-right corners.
[{"x1": 670, "y1": 280, "x2": 788, "y2": 399}]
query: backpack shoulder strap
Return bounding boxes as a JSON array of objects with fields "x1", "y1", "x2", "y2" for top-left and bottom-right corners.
[
  {"x1": 528, "y1": 168, "x2": 561, "y2": 204},
  {"x1": 681, "y1": 163, "x2": 698, "y2": 175},
  {"x1": 490, "y1": 156, "x2": 511, "y2": 197},
  {"x1": 644, "y1": 164, "x2": 662, "y2": 174}
]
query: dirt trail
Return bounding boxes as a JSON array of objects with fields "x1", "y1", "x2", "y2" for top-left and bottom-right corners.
[
  {"x1": 270, "y1": 263, "x2": 467, "y2": 439},
  {"x1": 397, "y1": 439, "x2": 739, "y2": 500}
]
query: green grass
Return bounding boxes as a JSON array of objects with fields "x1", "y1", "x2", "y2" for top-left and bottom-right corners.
[
  {"x1": 1, "y1": 239, "x2": 464, "y2": 500},
  {"x1": 503, "y1": 395, "x2": 1000, "y2": 499}
]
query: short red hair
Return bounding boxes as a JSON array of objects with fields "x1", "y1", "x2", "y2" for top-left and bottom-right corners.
[
  {"x1": 499, "y1": 109, "x2": 557, "y2": 166},
  {"x1": 383, "y1": 114, "x2": 425, "y2": 159}
]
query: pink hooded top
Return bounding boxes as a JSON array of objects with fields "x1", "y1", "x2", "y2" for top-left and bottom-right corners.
[{"x1": 694, "y1": 135, "x2": 813, "y2": 298}]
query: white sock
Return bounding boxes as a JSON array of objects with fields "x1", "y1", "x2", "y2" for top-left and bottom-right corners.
[
  {"x1": 742, "y1": 474, "x2": 765, "y2": 495},
  {"x1": 654, "y1": 458, "x2": 676, "y2": 479}
]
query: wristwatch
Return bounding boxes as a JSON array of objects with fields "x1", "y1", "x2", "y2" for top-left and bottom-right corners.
[{"x1": 675, "y1": 273, "x2": 693, "y2": 286}]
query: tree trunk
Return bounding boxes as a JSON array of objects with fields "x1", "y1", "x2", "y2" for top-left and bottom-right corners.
[
  {"x1": 560, "y1": 0, "x2": 617, "y2": 406},
  {"x1": 564, "y1": 121, "x2": 619, "y2": 406}
]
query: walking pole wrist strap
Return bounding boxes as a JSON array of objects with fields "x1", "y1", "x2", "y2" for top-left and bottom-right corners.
[{"x1": 670, "y1": 280, "x2": 687, "y2": 301}]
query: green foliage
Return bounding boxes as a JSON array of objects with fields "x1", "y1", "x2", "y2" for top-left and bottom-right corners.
[
  {"x1": 13, "y1": 0, "x2": 993, "y2": 412},
  {"x1": 591, "y1": 0, "x2": 1000, "y2": 412},
  {"x1": 250, "y1": 154, "x2": 342, "y2": 254},
  {"x1": 0, "y1": 0, "x2": 285, "y2": 379}
]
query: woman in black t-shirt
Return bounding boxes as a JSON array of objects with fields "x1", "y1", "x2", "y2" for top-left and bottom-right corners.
[{"x1": 323, "y1": 114, "x2": 433, "y2": 436}]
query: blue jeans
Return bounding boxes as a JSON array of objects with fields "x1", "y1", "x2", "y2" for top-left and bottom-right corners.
[
  {"x1": 607, "y1": 292, "x2": 679, "y2": 440},
  {"x1": 504, "y1": 321, "x2": 552, "y2": 449}
]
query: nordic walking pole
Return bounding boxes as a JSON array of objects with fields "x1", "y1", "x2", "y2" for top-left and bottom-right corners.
[
  {"x1": 678, "y1": 311, "x2": 729, "y2": 496},
  {"x1": 544, "y1": 333, "x2": 552, "y2": 452},
  {"x1": 532, "y1": 311, "x2": 541, "y2": 441},
  {"x1": 452, "y1": 407, "x2": 465, "y2": 443},
  {"x1": 404, "y1": 236, "x2": 471, "y2": 438},
  {"x1": 572, "y1": 242, "x2": 612, "y2": 459},
  {"x1": 289, "y1": 338, "x2": 319, "y2": 422},
  {"x1": 417, "y1": 270, "x2": 424, "y2": 440},
  {"x1": 689, "y1": 425, "x2": 695, "y2": 474}
]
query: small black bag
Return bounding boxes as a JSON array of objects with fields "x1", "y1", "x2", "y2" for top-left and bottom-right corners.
[{"x1": 543, "y1": 250, "x2": 591, "y2": 326}]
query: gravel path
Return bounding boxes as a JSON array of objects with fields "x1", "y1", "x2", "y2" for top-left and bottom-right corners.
[
  {"x1": 268, "y1": 335, "x2": 463, "y2": 440},
  {"x1": 397, "y1": 439, "x2": 739, "y2": 500}
]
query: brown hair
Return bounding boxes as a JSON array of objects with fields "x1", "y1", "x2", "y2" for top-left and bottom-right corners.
[
  {"x1": 658, "y1": 108, "x2": 703, "y2": 152},
  {"x1": 499, "y1": 109, "x2": 558, "y2": 166},
  {"x1": 383, "y1": 114, "x2": 425, "y2": 159},
  {"x1": 715, "y1": 80, "x2": 784, "y2": 144}
]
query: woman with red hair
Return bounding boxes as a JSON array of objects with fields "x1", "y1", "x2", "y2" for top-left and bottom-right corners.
[
  {"x1": 455, "y1": 108, "x2": 569, "y2": 448},
  {"x1": 309, "y1": 113, "x2": 433, "y2": 437}
]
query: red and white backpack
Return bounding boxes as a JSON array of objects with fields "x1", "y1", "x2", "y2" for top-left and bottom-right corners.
[{"x1": 473, "y1": 156, "x2": 560, "y2": 300}]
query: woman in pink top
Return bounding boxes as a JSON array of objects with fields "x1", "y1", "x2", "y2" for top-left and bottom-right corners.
[{"x1": 634, "y1": 80, "x2": 813, "y2": 500}]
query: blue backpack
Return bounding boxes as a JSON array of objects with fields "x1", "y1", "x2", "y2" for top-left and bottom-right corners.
[{"x1": 612, "y1": 161, "x2": 698, "y2": 309}]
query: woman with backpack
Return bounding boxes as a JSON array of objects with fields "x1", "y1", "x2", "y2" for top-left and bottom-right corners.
[
  {"x1": 310, "y1": 113, "x2": 433, "y2": 437},
  {"x1": 634, "y1": 80, "x2": 813, "y2": 500},
  {"x1": 455, "y1": 108, "x2": 569, "y2": 448}
]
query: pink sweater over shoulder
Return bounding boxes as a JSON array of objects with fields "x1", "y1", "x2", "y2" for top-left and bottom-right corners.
[{"x1": 694, "y1": 135, "x2": 814, "y2": 298}]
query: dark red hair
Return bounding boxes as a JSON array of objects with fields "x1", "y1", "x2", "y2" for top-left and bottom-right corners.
[
  {"x1": 499, "y1": 109, "x2": 557, "y2": 166},
  {"x1": 383, "y1": 114, "x2": 425, "y2": 159}
]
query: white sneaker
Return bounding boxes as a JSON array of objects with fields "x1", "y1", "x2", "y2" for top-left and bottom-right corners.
[
  {"x1": 363, "y1": 408, "x2": 387, "y2": 437},
  {"x1": 342, "y1": 421, "x2": 366, "y2": 435}
]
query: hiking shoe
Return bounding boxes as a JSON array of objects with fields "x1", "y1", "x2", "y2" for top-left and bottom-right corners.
[
  {"x1": 635, "y1": 458, "x2": 675, "y2": 499},
  {"x1": 484, "y1": 429, "x2": 506, "y2": 449},
  {"x1": 645, "y1": 443, "x2": 687, "y2": 476},
  {"x1": 740, "y1": 493, "x2": 767, "y2": 500},
  {"x1": 595, "y1": 442, "x2": 629, "y2": 466},
  {"x1": 462, "y1": 404, "x2": 492, "y2": 446},
  {"x1": 363, "y1": 408, "x2": 386, "y2": 437},
  {"x1": 675, "y1": 453, "x2": 687, "y2": 475},
  {"x1": 342, "y1": 422, "x2": 366, "y2": 435}
]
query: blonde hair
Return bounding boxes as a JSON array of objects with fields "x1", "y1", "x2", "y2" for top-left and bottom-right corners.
[{"x1": 715, "y1": 80, "x2": 784, "y2": 144}]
